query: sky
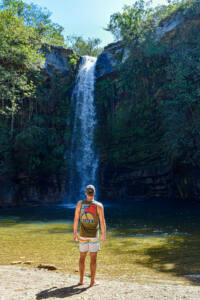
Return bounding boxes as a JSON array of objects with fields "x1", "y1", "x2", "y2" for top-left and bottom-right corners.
[{"x1": 24, "y1": 0, "x2": 168, "y2": 47}]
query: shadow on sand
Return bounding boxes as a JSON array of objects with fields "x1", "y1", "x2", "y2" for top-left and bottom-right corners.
[{"x1": 36, "y1": 284, "x2": 90, "y2": 299}]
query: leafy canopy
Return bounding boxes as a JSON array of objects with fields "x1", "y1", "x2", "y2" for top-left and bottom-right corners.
[
  {"x1": 0, "y1": 0, "x2": 65, "y2": 46},
  {"x1": 66, "y1": 35, "x2": 103, "y2": 57}
]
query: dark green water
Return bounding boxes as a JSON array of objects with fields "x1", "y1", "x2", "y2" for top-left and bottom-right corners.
[{"x1": 0, "y1": 198, "x2": 200, "y2": 235}]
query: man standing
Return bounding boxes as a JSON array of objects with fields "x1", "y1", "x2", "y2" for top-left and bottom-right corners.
[{"x1": 73, "y1": 184, "x2": 106, "y2": 287}]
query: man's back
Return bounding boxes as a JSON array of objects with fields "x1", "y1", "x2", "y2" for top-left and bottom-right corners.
[{"x1": 79, "y1": 199, "x2": 100, "y2": 238}]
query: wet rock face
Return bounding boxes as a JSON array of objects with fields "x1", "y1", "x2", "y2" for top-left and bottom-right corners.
[
  {"x1": 173, "y1": 167, "x2": 200, "y2": 201},
  {"x1": 95, "y1": 41, "x2": 130, "y2": 79},
  {"x1": 95, "y1": 51, "x2": 115, "y2": 79},
  {"x1": 0, "y1": 184, "x2": 15, "y2": 207},
  {"x1": 0, "y1": 181, "x2": 63, "y2": 208},
  {"x1": 99, "y1": 164, "x2": 200, "y2": 201},
  {"x1": 43, "y1": 45, "x2": 74, "y2": 76},
  {"x1": 99, "y1": 164, "x2": 173, "y2": 200}
]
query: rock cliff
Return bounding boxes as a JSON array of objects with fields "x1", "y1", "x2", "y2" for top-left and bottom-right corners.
[
  {"x1": 42, "y1": 45, "x2": 75, "y2": 76},
  {"x1": 0, "y1": 46, "x2": 80, "y2": 208},
  {"x1": 94, "y1": 3, "x2": 200, "y2": 201}
]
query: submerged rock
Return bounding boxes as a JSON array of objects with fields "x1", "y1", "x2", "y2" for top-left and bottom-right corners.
[{"x1": 23, "y1": 261, "x2": 34, "y2": 265}]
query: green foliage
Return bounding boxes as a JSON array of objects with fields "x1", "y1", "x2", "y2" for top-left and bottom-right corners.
[
  {"x1": 0, "y1": 6, "x2": 42, "y2": 144},
  {"x1": 96, "y1": 0, "x2": 200, "y2": 174},
  {"x1": 14, "y1": 125, "x2": 46, "y2": 175},
  {"x1": 105, "y1": 0, "x2": 200, "y2": 47},
  {"x1": 105, "y1": 0, "x2": 153, "y2": 45},
  {"x1": 68, "y1": 53, "x2": 80, "y2": 72},
  {"x1": 0, "y1": 0, "x2": 76, "y2": 192},
  {"x1": 0, "y1": 0, "x2": 65, "y2": 46},
  {"x1": 162, "y1": 45, "x2": 200, "y2": 167},
  {"x1": 0, "y1": 8, "x2": 43, "y2": 69},
  {"x1": 66, "y1": 35, "x2": 103, "y2": 57},
  {"x1": 0, "y1": 124, "x2": 13, "y2": 179}
]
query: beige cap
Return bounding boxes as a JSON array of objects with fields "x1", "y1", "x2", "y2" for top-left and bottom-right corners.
[{"x1": 86, "y1": 184, "x2": 96, "y2": 195}]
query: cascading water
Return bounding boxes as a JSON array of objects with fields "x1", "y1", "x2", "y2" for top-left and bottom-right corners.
[{"x1": 67, "y1": 56, "x2": 98, "y2": 202}]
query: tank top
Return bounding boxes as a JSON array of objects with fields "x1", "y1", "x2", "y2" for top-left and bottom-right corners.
[{"x1": 79, "y1": 199, "x2": 99, "y2": 238}]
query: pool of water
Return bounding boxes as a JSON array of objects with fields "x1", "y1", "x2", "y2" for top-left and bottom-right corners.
[
  {"x1": 1, "y1": 198, "x2": 200, "y2": 232},
  {"x1": 0, "y1": 198, "x2": 200, "y2": 285}
]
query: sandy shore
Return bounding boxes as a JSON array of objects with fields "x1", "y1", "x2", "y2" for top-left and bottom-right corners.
[{"x1": 0, "y1": 265, "x2": 200, "y2": 300}]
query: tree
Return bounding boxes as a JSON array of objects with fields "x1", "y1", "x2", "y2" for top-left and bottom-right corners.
[
  {"x1": 105, "y1": 0, "x2": 153, "y2": 44},
  {"x1": 66, "y1": 35, "x2": 103, "y2": 57},
  {"x1": 0, "y1": 0, "x2": 65, "y2": 46},
  {"x1": 0, "y1": 0, "x2": 76, "y2": 198},
  {"x1": 104, "y1": 0, "x2": 184, "y2": 46}
]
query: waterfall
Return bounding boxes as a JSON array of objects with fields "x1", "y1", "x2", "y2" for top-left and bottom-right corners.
[{"x1": 67, "y1": 56, "x2": 98, "y2": 202}]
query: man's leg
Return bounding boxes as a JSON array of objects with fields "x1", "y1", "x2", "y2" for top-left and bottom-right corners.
[
  {"x1": 90, "y1": 252, "x2": 97, "y2": 287},
  {"x1": 79, "y1": 251, "x2": 87, "y2": 285}
]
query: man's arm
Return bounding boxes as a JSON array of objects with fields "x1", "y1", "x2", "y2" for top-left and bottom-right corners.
[
  {"x1": 97, "y1": 204, "x2": 106, "y2": 243},
  {"x1": 73, "y1": 201, "x2": 82, "y2": 242}
]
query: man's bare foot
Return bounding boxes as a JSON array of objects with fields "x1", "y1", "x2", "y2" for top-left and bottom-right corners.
[
  {"x1": 77, "y1": 282, "x2": 83, "y2": 285},
  {"x1": 89, "y1": 281, "x2": 99, "y2": 287}
]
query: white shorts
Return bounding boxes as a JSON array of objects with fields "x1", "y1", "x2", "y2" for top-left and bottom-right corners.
[{"x1": 79, "y1": 236, "x2": 100, "y2": 252}]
